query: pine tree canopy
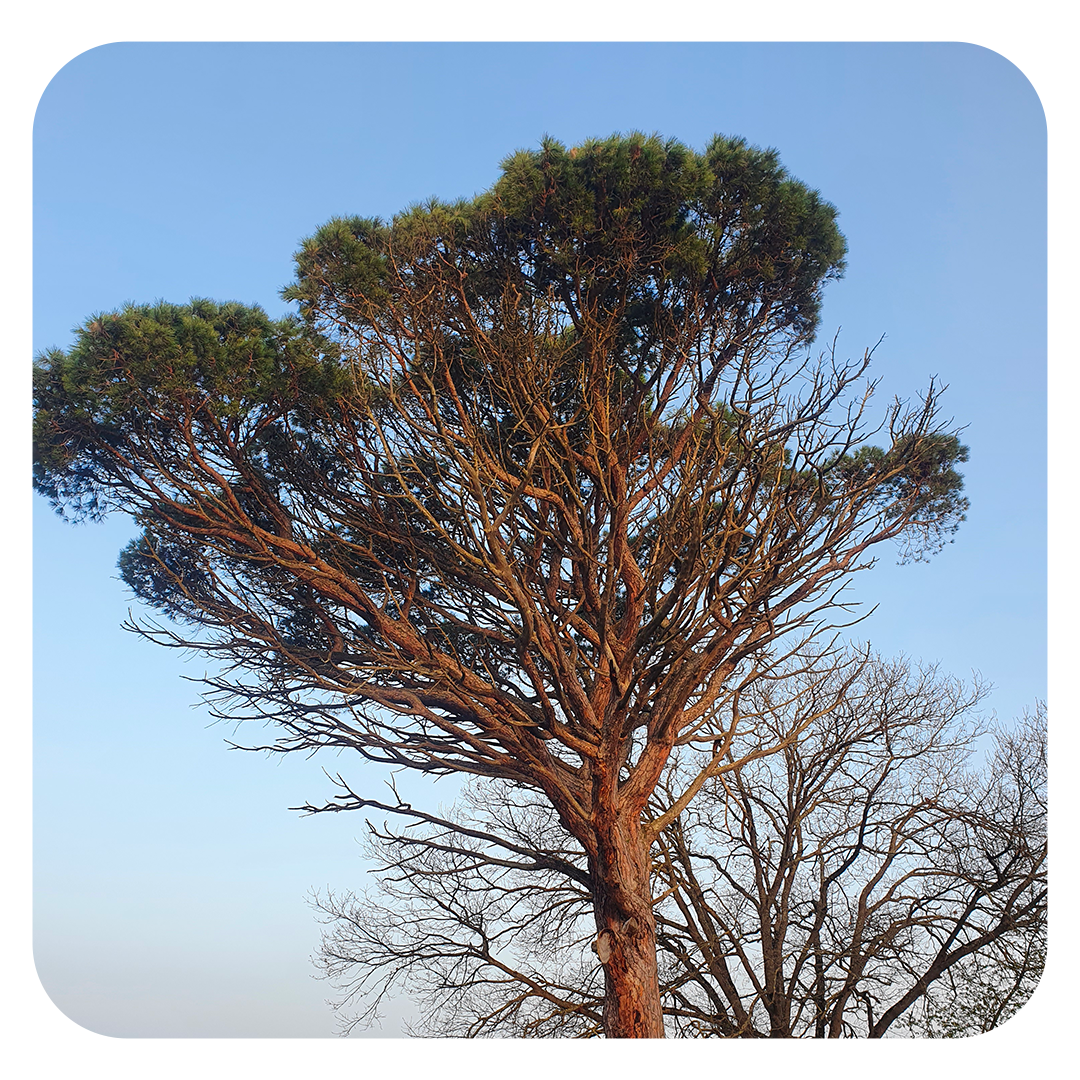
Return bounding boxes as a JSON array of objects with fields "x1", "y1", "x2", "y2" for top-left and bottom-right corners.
[{"x1": 33, "y1": 131, "x2": 968, "y2": 1038}]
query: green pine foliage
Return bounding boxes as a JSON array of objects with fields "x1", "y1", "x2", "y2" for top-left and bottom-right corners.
[
  {"x1": 33, "y1": 299, "x2": 349, "y2": 522},
  {"x1": 32, "y1": 134, "x2": 976, "y2": 1038}
]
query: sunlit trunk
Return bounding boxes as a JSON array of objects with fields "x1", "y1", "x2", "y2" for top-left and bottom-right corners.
[{"x1": 589, "y1": 816, "x2": 666, "y2": 1038}]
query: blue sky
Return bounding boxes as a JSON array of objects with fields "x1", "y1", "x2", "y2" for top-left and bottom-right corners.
[{"x1": 32, "y1": 42, "x2": 1045, "y2": 1038}]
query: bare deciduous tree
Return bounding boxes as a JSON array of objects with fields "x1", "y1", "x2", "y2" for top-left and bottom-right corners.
[
  {"x1": 312, "y1": 656, "x2": 1045, "y2": 1038},
  {"x1": 33, "y1": 134, "x2": 969, "y2": 1036}
]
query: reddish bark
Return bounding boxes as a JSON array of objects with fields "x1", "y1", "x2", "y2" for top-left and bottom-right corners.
[{"x1": 590, "y1": 816, "x2": 666, "y2": 1038}]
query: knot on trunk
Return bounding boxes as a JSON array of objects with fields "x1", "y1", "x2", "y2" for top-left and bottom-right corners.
[
  {"x1": 592, "y1": 929, "x2": 615, "y2": 964},
  {"x1": 592, "y1": 917, "x2": 643, "y2": 965}
]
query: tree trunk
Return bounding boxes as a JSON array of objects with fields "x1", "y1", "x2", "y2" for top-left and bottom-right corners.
[{"x1": 589, "y1": 817, "x2": 666, "y2": 1038}]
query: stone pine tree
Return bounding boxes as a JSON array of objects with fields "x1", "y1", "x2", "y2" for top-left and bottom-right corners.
[{"x1": 33, "y1": 134, "x2": 968, "y2": 1038}]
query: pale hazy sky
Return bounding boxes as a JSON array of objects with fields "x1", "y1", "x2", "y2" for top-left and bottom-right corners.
[{"x1": 32, "y1": 41, "x2": 1045, "y2": 1040}]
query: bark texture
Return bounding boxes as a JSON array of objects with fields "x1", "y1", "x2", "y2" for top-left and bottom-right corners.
[{"x1": 591, "y1": 819, "x2": 665, "y2": 1038}]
